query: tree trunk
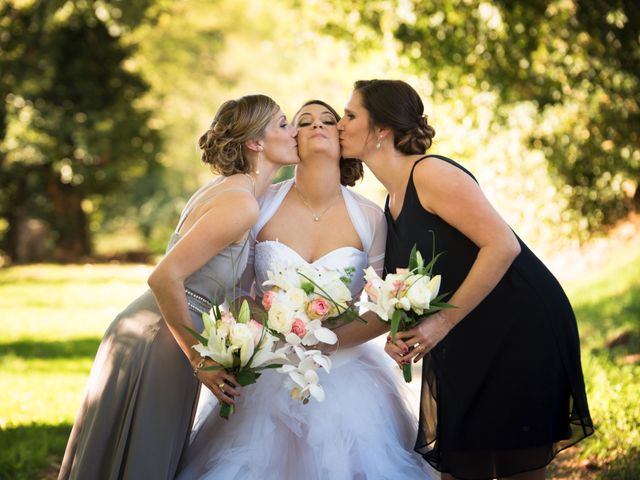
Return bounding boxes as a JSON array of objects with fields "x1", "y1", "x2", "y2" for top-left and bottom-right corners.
[
  {"x1": 47, "y1": 174, "x2": 91, "y2": 261},
  {"x1": 4, "y1": 175, "x2": 28, "y2": 261}
]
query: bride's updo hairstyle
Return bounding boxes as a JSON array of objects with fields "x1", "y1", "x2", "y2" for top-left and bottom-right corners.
[
  {"x1": 294, "y1": 99, "x2": 364, "y2": 187},
  {"x1": 353, "y1": 80, "x2": 436, "y2": 155},
  {"x1": 198, "y1": 94, "x2": 279, "y2": 176}
]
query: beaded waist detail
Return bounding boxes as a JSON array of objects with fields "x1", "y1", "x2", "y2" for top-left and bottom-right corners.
[{"x1": 185, "y1": 288, "x2": 213, "y2": 315}]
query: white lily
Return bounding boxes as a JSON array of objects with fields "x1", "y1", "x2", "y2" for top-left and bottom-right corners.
[
  {"x1": 192, "y1": 331, "x2": 237, "y2": 368},
  {"x1": 250, "y1": 332, "x2": 288, "y2": 368}
]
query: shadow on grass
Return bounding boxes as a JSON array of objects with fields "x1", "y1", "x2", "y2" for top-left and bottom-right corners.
[
  {"x1": 0, "y1": 337, "x2": 101, "y2": 360},
  {"x1": 574, "y1": 284, "x2": 640, "y2": 359},
  {"x1": 0, "y1": 423, "x2": 70, "y2": 480}
]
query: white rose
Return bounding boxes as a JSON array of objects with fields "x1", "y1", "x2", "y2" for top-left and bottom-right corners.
[
  {"x1": 230, "y1": 323, "x2": 255, "y2": 367},
  {"x1": 267, "y1": 301, "x2": 295, "y2": 334},
  {"x1": 285, "y1": 287, "x2": 307, "y2": 310}
]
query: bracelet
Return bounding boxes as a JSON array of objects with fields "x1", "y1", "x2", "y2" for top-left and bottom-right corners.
[{"x1": 193, "y1": 357, "x2": 206, "y2": 377}]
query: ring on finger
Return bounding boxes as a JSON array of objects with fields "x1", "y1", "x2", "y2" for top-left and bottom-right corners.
[{"x1": 218, "y1": 382, "x2": 226, "y2": 391}]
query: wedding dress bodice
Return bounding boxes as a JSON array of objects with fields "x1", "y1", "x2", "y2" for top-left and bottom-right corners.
[{"x1": 253, "y1": 240, "x2": 368, "y2": 298}]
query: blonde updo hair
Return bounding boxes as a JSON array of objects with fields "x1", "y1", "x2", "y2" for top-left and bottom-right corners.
[
  {"x1": 198, "y1": 94, "x2": 279, "y2": 176},
  {"x1": 354, "y1": 80, "x2": 436, "y2": 155},
  {"x1": 294, "y1": 99, "x2": 364, "y2": 186}
]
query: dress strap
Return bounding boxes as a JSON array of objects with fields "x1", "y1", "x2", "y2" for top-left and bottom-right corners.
[
  {"x1": 175, "y1": 187, "x2": 254, "y2": 235},
  {"x1": 410, "y1": 154, "x2": 478, "y2": 183}
]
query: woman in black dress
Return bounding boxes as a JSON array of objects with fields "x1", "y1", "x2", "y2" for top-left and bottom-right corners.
[{"x1": 337, "y1": 79, "x2": 593, "y2": 480}]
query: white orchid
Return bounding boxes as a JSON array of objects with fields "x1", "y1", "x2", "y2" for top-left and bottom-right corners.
[
  {"x1": 279, "y1": 347, "x2": 332, "y2": 403},
  {"x1": 262, "y1": 263, "x2": 302, "y2": 291}
]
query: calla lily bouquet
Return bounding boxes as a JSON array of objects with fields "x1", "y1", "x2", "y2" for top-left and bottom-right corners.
[
  {"x1": 261, "y1": 263, "x2": 361, "y2": 404},
  {"x1": 187, "y1": 300, "x2": 288, "y2": 418},
  {"x1": 358, "y1": 244, "x2": 454, "y2": 382}
]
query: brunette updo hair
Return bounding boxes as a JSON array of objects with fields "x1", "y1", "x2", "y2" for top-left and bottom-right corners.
[
  {"x1": 294, "y1": 99, "x2": 363, "y2": 187},
  {"x1": 353, "y1": 80, "x2": 436, "y2": 155},
  {"x1": 198, "y1": 94, "x2": 279, "y2": 176}
]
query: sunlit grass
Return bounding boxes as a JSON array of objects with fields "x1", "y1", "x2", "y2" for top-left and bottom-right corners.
[
  {"x1": 558, "y1": 248, "x2": 640, "y2": 478},
  {"x1": 0, "y1": 264, "x2": 152, "y2": 479},
  {"x1": 1, "y1": 255, "x2": 639, "y2": 478}
]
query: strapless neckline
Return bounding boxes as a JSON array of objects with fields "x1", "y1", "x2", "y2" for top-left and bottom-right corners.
[{"x1": 257, "y1": 240, "x2": 363, "y2": 265}]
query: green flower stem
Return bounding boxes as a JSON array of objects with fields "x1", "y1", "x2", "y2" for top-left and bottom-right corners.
[{"x1": 403, "y1": 363, "x2": 413, "y2": 383}]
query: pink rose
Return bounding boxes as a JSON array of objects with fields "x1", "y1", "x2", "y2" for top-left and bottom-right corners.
[
  {"x1": 220, "y1": 312, "x2": 235, "y2": 324},
  {"x1": 291, "y1": 318, "x2": 307, "y2": 338},
  {"x1": 262, "y1": 290, "x2": 276, "y2": 310},
  {"x1": 396, "y1": 268, "x2": 409, "y2": 275},
  {"x1": 306, "y1": 297, "x2": 330, "y2": 320},
  {"x1": 248, "y1": 319, "x2": 264, "y2": 346},
  {"x1": 364, "y1": 281, "x2": 378, "y2": 302}
]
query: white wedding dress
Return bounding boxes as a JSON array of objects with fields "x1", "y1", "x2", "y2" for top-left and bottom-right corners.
[{"x1": 176, "y1": 180, "x2": 439, "y2": 480}]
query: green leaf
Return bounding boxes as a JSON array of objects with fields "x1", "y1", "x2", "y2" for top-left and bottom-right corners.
[
  {"x1": 390, "y1": 309, "x2": 402, "y2": 341},
  {"x1": 300, "y1": 281, "x2": 314, "y2": 295},
  {"x1": 262, "y1": 363, "x2": 284, "y2": 369},
  {"x1": 184, "y1": 325, "x2": 208, "y2": 345},
  {"x1": 423, "y1": 251, "x2": 445, "y2": 276},
  {"x1": 199, "y1": 365, "x2": 225, "y2": 371},
  {"x1": 236, "y1": 370, "x2": 258, "y2": 386},
  {"x1": 408, "y1": 244, "x2": 419, "y2": 270},
  {"x1": 237, "y1": 299, "x2": 250, "y2": 324}
]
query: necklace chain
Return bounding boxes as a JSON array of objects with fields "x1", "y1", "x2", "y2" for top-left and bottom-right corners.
[{"x1": 294, "y1": 183, "x2": 341, "y2": 222}]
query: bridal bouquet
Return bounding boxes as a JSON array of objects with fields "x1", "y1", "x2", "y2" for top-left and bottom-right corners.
[
  {"x1": 358, "y1": 245, "x2": 453, "y2": 382},
  {"x1": 261, "y1": 263, "x2": 360, "y2": 403},
  {"x1": 187, "y1": 300, "x2": 288, "y2": 418}
]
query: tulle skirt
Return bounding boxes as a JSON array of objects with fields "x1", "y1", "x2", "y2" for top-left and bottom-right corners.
[{"x1": 176, "y1": 341, "x2": 439, "y2": 480}]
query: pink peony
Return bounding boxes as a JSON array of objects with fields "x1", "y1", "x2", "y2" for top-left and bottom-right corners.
[
  {"x1": 291, "y1": 318, "x2": 307, "y2": 338},
  {"x1": 262, "y1": 290, "x2": 277, "y2": 310}
]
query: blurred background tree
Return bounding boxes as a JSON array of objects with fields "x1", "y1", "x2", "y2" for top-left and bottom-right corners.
[
  {"x1": 0, "y1": 0, "x2": 165, "y2": 261},
  {"x1": 320, "y1": 0, "x2": 640, "y2": 234},
  {"x1": 1, "y1": 0, "x2": 638, "y2": 263}
]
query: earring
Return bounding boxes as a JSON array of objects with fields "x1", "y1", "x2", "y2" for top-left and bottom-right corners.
[{"x1": 376, "y1": 139, "x2": 382, "y2": 150}]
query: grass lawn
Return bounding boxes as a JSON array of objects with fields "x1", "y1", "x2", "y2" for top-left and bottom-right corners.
[{"x1": 1, "y1": 252, "x2": 639, "y2": 479}]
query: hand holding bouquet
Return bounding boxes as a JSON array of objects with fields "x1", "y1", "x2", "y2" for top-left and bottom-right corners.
[
  {"x1": 358, "y1": 245, "x2": 454, "y2": 382},
  {"x1": 187, "y1": 300, "x2": 288, "y2": 418}
]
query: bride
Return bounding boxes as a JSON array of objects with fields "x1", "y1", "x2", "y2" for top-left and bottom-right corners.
[{"x1": 176, "y1": 100, "x2": 438, "y2": 480}]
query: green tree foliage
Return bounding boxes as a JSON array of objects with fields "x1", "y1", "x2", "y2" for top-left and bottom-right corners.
[
  {"x1": 321, "y1": 0, "x2": 640, "y2": 232},
  {"x1": 0, "y1": 0, "x2": 164, "y2": 261}
]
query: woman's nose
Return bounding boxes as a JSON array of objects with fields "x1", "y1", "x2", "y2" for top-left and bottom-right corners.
[{"x1": 312, "y1": 120, "x2": 323, "y2": 129}]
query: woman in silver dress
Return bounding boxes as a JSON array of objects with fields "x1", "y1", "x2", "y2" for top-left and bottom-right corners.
[{"x1": 58, "y1": 94, "x2": 299, "y2": 480}]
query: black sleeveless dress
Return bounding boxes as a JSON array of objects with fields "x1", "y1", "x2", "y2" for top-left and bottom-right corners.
[{"x1": 384, "y1": 155, "x2": 593, "y2": 479}]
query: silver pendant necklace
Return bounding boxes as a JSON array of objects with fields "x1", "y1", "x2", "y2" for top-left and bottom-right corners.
[{"x1": 294, "y1": 183, "x2": 341, "y2": 222}]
